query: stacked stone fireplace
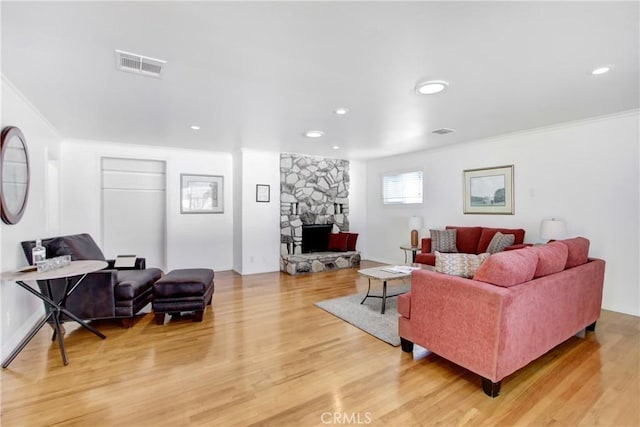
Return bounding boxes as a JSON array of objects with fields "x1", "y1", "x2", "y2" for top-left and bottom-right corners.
[{"x1": 280, "y1": 153, "x2": 360, "y2": 274}]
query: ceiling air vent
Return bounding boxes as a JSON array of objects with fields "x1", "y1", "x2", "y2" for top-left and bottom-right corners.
[
  {"x1": 431, "y1": 128, "x2": 455, "y2": 135},
  {"x1": 115, "y1": 49, "x2": 166, "y2": 78}
]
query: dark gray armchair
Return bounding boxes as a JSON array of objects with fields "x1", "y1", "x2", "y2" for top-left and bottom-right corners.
[{"x1": 21, "y1": 233, "x2": 162, "y2": 328}]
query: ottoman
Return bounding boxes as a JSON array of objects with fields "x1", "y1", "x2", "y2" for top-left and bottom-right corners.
[{"x1": 152, "y1": 268, "x2": 214, "y2": 325}]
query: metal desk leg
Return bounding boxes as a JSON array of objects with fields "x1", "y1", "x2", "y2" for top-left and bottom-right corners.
[
  {"x1": 360, "y1": 278, "x2": 372, "y2": 305},
  {"x1": 50, "y1": 277, "x2": 106, "y2": 340},
  {"x1": 2, "y1": 312, "x2": 53, "y2": 368},
  {"x1": 381, "y1": 281, "x2": 387, "y2": 314},
  {"x1": 50, "y1": 305, "x2": 68, "y2": 366},
  {"x1": 2, "y1": 279, "x2": 106, "y2": 368},
  {"x1": 58, "y1": 307, "x2": 106, "y2": 339}
]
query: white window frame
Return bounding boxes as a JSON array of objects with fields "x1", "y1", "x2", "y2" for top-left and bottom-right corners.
[{"x1": 382, "y1": 170, "x2": 423, "y2": 205}]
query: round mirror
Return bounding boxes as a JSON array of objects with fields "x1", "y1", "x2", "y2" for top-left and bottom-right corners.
[{"x1": 0, "y1": 126, "x2": 30, "y2": 225}]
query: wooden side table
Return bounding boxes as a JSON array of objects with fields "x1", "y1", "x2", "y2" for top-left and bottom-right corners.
[{"x1": 400, "y1": 245, "x2": 420, "y2": 263}]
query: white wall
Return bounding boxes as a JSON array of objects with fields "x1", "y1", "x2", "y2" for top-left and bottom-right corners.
[
  {"x1": 232, "y1": 149, "x2": 243, "y2": 273},
  {"x1": 0, "y1": 77, "x2": 62, "y2": 359},
  {"x1": 232, "y1": 151, "x2": 368, "y2": 274},
  {"x1": 348, "y1": 159, "x2": 367, "y2": 255},
  {"x1": 235, "y1": 149, "x2": 281, "y2": 274},
  {"x1": 364, "y1": 111, "x2": 640, "y2": 316},
  {"x1": 60, "y1": 139, "x2": 234, "y2": 271}
]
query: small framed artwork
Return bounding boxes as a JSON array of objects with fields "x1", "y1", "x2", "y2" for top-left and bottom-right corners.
[
  {"x1": 463, "y1": 165, "x2": 514, "y2": 215},
  {"x1": 180, "y1": 174, "x2": 224, "y2": 214},
  {"x1": 256, "y1": 184, "x2": 270, "y2": 203}
]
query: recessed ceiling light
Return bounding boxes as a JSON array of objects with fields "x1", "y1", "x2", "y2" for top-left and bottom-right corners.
[
  {"x1": 304, "y1": 130, "x2": 324, "y2": 138},
  {"x1": 591, "y1": 65, "x2": 613, "y2": 75},
  {"x1": 415, "y1": 80, "x2": 449, "y2": 95},
  {"x1": 334, "y1": 107, "x2": 349, "y2": 115},
  {"x1": 190, "y1": 125, "x2": 200, "y2": 130},
  {"x1": 332, "y1": 145, "x2": 340, "y2": 150}
]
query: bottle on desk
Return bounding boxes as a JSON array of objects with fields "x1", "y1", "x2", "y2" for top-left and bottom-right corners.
[{"x1": 32, "y1": 239, "x2": 46, "y2": 266}]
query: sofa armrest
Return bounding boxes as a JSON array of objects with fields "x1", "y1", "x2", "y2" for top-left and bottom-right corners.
[
  {"x1": 106, "y1": 257, "x2": 147, "y2": 270},
  {"x1": 420, "y1": 238, "x2": 432, "y2": 254},
  {"x1": 58, "y1": 270, "x2": 118, "y2": 319},
  {"x1": 402, "y1": 269, "x2": 509, "y2": 381}
]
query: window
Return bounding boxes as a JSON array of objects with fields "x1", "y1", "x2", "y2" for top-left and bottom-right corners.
[{"x1": 382, "y1": 170, "x2": 423, "y2": 205}]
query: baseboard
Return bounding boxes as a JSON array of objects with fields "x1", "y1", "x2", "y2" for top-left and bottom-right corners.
[
  {"x1": 364, "y1": 257, "x2": 398, "y2": 265},
  {"x1": 1, "y1": 309, "x2": 44, "y2": 362}
]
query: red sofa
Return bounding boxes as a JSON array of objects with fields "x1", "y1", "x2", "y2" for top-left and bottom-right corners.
[
  {"x1": 398, "y1": 237, "x2": 605, "y2": 397},
  {"x1": 415, "y1": 226, "x2": 526, "y2": 266}
]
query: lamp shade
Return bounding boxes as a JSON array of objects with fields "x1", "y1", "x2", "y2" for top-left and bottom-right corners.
[
  {"x1": 540, "y1": 218, "x2": 567, "y2": 241},
  {"x1": 409, "y1": 216, "x2": 423, "y2": 231}
]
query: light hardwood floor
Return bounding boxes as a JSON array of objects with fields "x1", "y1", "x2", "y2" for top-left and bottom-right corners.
[{"x1": 1, "y1": 260, "x2": 639, "y2": 426}]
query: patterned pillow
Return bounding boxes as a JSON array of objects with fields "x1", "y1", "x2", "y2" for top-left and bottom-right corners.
[
  {"x1": 430, "y1": 229, "x2": 458, "y2": 253},
  {"x1": 435, "y1": 251, "x2": 490, "y2": 278},
  {"x1": 486, "y1": 232, "x2": 515, "y2": 254}
]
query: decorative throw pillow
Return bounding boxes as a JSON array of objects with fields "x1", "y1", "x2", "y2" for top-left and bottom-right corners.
[
  {"x1": 49, "y1": 234, "x2": 106, "y2": 261},
  {"x1": 328, "y1": 233, "x2": 348, "y2": 252},
  {"x1": 435, "y1": 251, "x2": 490, "y2": 278},
  {"x1": 340, "y1": 232, "x2": 359, "y2": 251},
  {"x1": 486, "y1": 232, "x2": 515, "y2": 254},
  {"x1": 430, "y1": 229, "x2": 458, "y2": 253}
]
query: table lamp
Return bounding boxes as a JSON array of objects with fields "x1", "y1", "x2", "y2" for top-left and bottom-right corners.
[
  {"x1": 540, "y1": 218, "x2": 567, "y2": 242},
  {"x1": 409, "y1": 216, "x2": 423, "y2": 247}
]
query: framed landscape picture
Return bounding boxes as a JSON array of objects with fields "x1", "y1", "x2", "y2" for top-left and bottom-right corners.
[
  {"x1": 463, "y1": 165, "x2": 514, "y2": 214},
  {"x1": 180, "y1": 174, "x2": 224, "y2": 214}
]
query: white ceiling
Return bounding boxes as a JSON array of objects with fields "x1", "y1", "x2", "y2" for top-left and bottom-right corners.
[{"x1": 1, "y1": 1, "x2": 638, "y2": 160}]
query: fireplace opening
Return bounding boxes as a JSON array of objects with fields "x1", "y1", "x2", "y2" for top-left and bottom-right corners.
[{"x1": 301, "y1": 224, "x2": 333, "y2": 253}]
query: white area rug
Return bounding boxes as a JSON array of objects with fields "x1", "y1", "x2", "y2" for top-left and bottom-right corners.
[{"x1": 314, "y1": 284, "x2": 410, "y2": 346}]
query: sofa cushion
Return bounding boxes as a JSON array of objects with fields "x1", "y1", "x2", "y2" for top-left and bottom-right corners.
[
  {"x1": 486, "y1": 232, "x2": 516, "y2": 254},
  {"x1": 49, "y1": 233, "x2": 106, "y2": 261},
  {"x1": 153, "y1": 268, "x2": 215, "y2": 299},
  {"x1": 529, "y1": 242, "x2": 569, "y2": 278},
  {"x1": 340, "y1": 232, "x2": 359, "y2": 251},
  {"x1": 559, "y1": 237, "x2": 590, "y2": 268},
  {"x1": 115, "y1": 268, "x2": 163, "y2": 300},
  {"x1": 446, "y1": 226, "x2": 483, "y2": 254},
  {"x1": 415, "y1": 252, "x2": 436, "y2": 266},
  {"x1": 430, "y1": 229, "x2": 458, "y2": 253},
  {"x1": 435, "y1": 251, "x2": 490, "y2": 278},
  {"x1": 328, "y1": 233, "x2": 348, "y2": 252},
  {"x1": 477, "y1": 228, "x2": 526, "y2": 253},
  {"x1": 473, "y1": 248, "x2": 538, "y2": 287}
]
